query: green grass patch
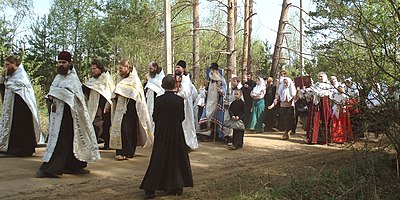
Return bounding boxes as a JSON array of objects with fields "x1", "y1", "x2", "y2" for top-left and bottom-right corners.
[{"x1": 234, "y1": 153, "x2": 400, "y2": 200}]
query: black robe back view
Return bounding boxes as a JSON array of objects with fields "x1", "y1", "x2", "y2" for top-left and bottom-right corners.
[{"x1": 140, "y1": 91, "x2": 193, "y2": 191}]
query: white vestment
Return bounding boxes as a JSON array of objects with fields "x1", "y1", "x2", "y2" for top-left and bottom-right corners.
[
  {"x1": 177, "y1": 74, "x2": 198, "y2": 150},
  {"x1": 205, "y1": 71, "x2": 226, "y2": 120},
  {"x1": 84, "y1": 72, "x2": 115, "y2": 122},
  {"x1": 0, "y1": 64, "x2": 42, "y2": 151},
  {"x1": 43, "y1": 68, "x2": 100, "y2": 162},
  {"x1": 144, "y1": 70, "x2": 165, "y2": 133},
  {"x1": 109, "y1": 70, "x2": 153, "y2": 149}
]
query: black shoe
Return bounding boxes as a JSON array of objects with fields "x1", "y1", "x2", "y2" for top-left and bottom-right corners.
[
  {"x1": 168, "y1": 188, "x2": 183, "y2": 196},
  {"x1": 35, "y1": 170, "x2": 60, "y2": 178},
  {"x1": 144, "y1": 190, "x2": 156, "y2": 199}
]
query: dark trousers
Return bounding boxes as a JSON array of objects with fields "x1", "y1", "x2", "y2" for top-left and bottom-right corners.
[
  {"x1": 100, "y1": 112, "x2": 111, "y2": 148},
  {"x1": 232, "y1": 129, "x2": 244, "y2": 147},
  {"x1": 116, "y1": 99, "x2": 138, "y2": 157}
]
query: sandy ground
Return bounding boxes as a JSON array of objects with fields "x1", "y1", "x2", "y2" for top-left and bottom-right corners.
[{"x1": 0, "y1": 129, "x2": 356, "y2": 200}]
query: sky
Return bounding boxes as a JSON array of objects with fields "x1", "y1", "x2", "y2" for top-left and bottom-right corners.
[{"x1": 28, "y1": 0, "x2": 314, "y2": 47}]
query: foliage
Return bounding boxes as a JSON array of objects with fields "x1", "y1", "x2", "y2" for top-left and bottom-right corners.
[
  {"x1": 0, "y1": 0, "x2": 33, "y2": 62},
  {"x1": 234, "y1": 152, "x2": 400, "y2": 200},
  {"x1": 0, "y1": 0, "x2": 268, "y2": 112},
  {"x1": 306, "y1": 0, "x2": 400, "y2": 159}
]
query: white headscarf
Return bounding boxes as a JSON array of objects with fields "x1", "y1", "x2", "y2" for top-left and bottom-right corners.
[
  {"x1": 251, "y1": 77, "x2": 266, "y2": 95},
  {"x1": 278, "y1": 78, "x2": 297, "y2": 102}
]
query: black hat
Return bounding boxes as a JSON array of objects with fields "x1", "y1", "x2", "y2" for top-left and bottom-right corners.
[
  {"x1": 58, "y1": 51, "x2": 71, "y2": 62},
  {"x1": 176, "y1": 60, "x2": 186, "y2": 68},
  {"x1": 210, "y1": 62, "x2": 219, "y2": 70}
]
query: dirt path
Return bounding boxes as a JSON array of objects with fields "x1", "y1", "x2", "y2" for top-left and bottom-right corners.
[{"x1": 0, "y1": 130, "x2": 356, "y2": 200}]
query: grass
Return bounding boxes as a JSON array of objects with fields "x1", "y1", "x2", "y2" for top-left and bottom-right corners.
[{"x1": 234, "y1": 152, "x2": 400, "y2": 200}]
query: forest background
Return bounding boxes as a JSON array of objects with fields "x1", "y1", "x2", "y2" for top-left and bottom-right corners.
[{"x1": 1, "y1": 0, "x2": 400, "y2": 198}]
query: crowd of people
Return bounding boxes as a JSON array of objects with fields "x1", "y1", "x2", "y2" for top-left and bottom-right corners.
[{"x1": 0, "y1": 51, "x2": 394, "y2": 198}]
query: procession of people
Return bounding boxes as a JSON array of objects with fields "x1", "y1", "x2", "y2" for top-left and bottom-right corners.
[{"x1": 1, "y1": 51, "x2": 393, "y2": 199}]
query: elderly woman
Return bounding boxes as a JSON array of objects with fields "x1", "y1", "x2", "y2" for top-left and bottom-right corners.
[
  {"x1": 249, "y1": 77, "x2": 266, "y2": 133},
  {"x1": 305, "y1": 72, "x2": 333, "y2": 144}
]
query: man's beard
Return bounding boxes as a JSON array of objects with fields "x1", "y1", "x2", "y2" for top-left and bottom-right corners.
[
  {"x1": 119, "y1": 71, "x2": 129, "y2": 78},
  {"x1": 92, "y1": 73, "x2": 101, "y2": 78},
  {"x1": 7, "y1": 68, "x2": 15, "y2": 76},
  {"x1": 174, "y1": 70, "x2": 182, "y2": 76},
  {"x1": 149, "y1": 71, "x2": 156, "y2": 78},
  {"x1": 57, "y1": 67, "x2": 69, "y2": 75}
]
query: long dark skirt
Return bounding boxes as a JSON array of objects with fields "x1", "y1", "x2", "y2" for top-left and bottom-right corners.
[
  {"x1": 263, "y1": 107, "x2": 276, "y2": 131},
  {"x1": 6, "y1": 94, "x2": 36, "y2": 156},
  {"x1": 39, "y1": 104, "x2": 87, "y2": 175},
  {"x1": 278, "y1": 106, "x2": 295, "y2": 132}
]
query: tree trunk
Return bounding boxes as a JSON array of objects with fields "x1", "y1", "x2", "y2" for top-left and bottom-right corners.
[
  {"x1": 242, "y1": 0, "x2": 250, "y2": 80},
  {"x1": 270, "y1": 0, "x2": 290, "y2": 80},
  {"x1": 247, "y1": 0, "x2": 253, "y2": 75},
  {"x1": 192, "y1": 0, "x2": 200, "y2": 87},
  {"x1": 227, "y1": 0, "x2": 237, "y2": 75}
]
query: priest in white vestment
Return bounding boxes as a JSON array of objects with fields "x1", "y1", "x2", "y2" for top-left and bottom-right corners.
[
  {"x1": 109, "y1": 60, "x2": 153, "y2": 160},
  {"x1": 0, "y1": 56, "x2": 41, "y2": 156},
  {"x1": 83, "y1": 59, "x2": 115, "y2": 149},
  {"x1": 37, "y1": 51, "x2": 100, "y2": 178},
  {"x1": 144, "y1": 61, "x2": 165, "y2": 134},
  {"x1": 174, "y1": 60, "x2": 198, "y2": 150}
]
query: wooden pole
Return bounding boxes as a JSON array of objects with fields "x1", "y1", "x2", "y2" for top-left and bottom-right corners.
[
  {"x1": 193, "y1": 0, "x2": 200, "y2": 87},
  {"x1": 164, "y1": 0, "x2": 173, "y2": 74}
]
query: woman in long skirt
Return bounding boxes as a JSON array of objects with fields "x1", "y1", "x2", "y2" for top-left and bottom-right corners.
[{"x1": 249, "y1": 77, "x2": 266, "y2": 133}]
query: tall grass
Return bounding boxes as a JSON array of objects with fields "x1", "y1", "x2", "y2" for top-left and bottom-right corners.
[{"x1": 234, "y1": 152, "x2": 400, "y2": 200}]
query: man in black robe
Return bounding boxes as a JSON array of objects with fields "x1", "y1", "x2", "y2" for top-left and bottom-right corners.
[
  {"x1": 140, "y1": 74, "x2": 193, "y2": 199},
  {"x1": 263, "y1": 77, "x2": 277, "y2": 131},
  {"x1": 36, "y1": 51, "x2": 100, "y2": 178},
  {"x1": 242, "y1": 73, "x2": 256, "y2": 129},
  {"x1": 0, "y1": 56, "x2": 41, "y2": 157}
]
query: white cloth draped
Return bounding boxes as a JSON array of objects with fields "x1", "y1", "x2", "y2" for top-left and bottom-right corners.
[
  {"x1": 251, "y1": 77, "x2": 266, "y2": 99},
  {"x1": 0, "y1": 64, "x2": 41, "y2": 151},
  {"x1": 144, "y1": 70, "x2": 165, "y2": 134},
  {"x1": 43, "y1": 68, "x2": 100, "y2": 162},
  {"x1": 277, "y1": 78, "x2": 297, "y2": 102},
  {"x1": 84, "y1": 72, "x2": 115, "y2": 122},
  {"x1": 311, "y1": 82, "x2": 332, "y2": 105},
  {"x1": 331, "y1": 92, "x2": 348, "y2": 119},
  {"x1": 110, "y1": 69, "x2": 153, "y2": 149},
  {"x1": 205, "y1": 71, "x2": 226, "y2": 120},
  {"x1": 177, "y1": 74, "x2": 198, "y2": 150}
]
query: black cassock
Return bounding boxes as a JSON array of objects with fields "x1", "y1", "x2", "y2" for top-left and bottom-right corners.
[
  {"x1": 140, "y1": 91, "x2": 193, "y2": 191},
  {"x1": 0, "y1": 84, "x2": 36, "y2": 156},
  {"x1": 39, "y1": 104, "x2": 87, "y2": 175}
]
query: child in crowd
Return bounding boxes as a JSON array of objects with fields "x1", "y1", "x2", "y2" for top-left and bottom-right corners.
[{"x1": 229, "y1": 89, "x2": 246, "y2": 150}]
